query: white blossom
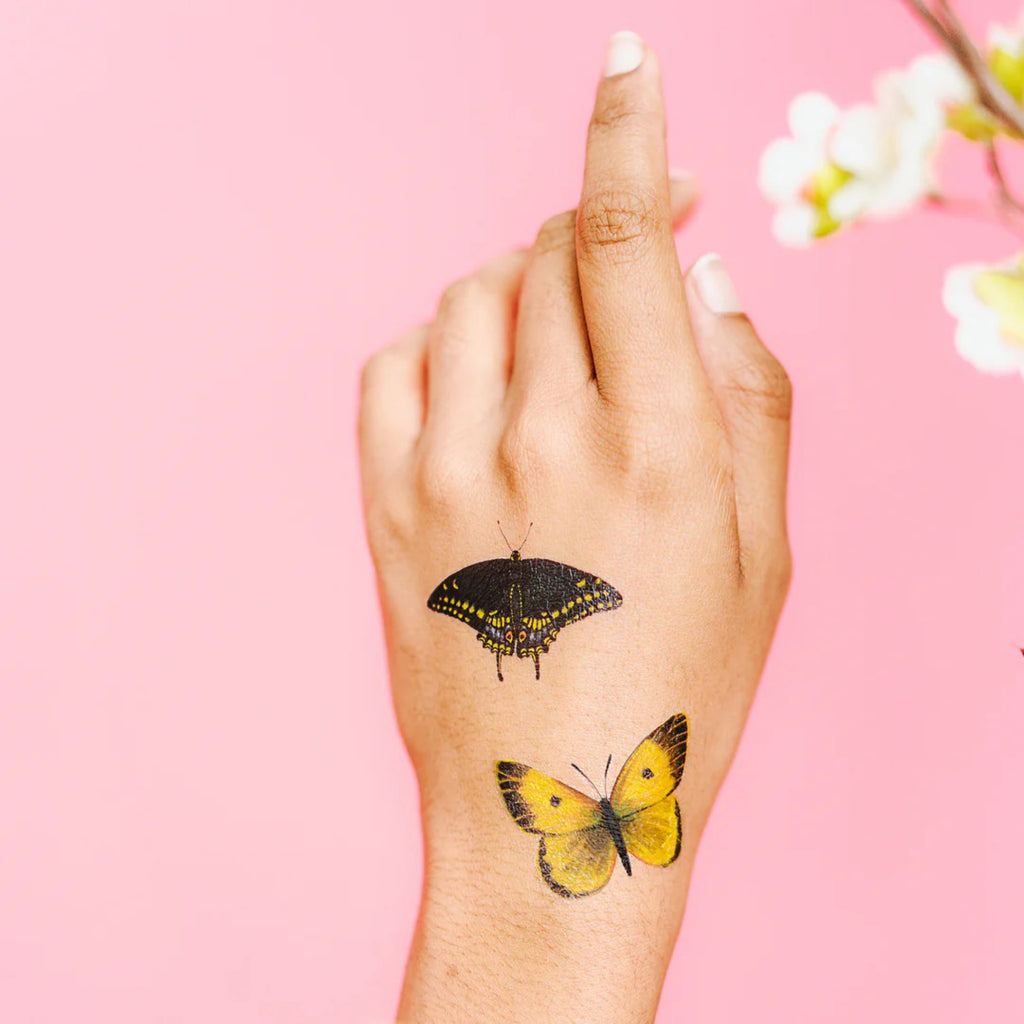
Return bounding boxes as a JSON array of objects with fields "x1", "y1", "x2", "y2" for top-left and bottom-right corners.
[
  {"x1": 759, "y1": 59, "x2": 965, "y2": 245},
  {"x1": 943, "y1": 257, "x2": 1024, "y2": 378},
  {"x1": 758, "y1": 92, "x2": 847, "y2": 245}
]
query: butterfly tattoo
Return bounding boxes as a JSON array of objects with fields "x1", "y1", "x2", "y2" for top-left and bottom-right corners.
[
  {"x1": 496, "y1": 713, "x2": 688, "y2": 898},
  {"x1": 426, "y1": 524, "x2": 623, "y2": 681}
]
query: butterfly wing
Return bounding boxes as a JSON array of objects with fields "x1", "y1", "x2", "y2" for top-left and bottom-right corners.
[
  {"x1": 539, "y1": 829, "x2": 617, "y2": 898},
  {"x1": 496, "y1": 761, "x2": 603, "y2": 834},
  {"x1": 610, "y1": 713, "x2": 689, "y2": 820},
  {"x1": 428, "y1": 559, "x2": 515, "y2": 656},
  {"x1": 495, "y1": 761, "x2": 614, "y2": 899},
  {"x1": 618, "y1": 796, "x2": 682, "y2": 867},
  {"x1": 514, "y1": 559, "x2": 623, "y2": 661}
]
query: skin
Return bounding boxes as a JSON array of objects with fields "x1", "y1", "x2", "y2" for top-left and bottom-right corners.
[{"x1": 359, "y1": 38, "x2": 792, "y2": 1024}]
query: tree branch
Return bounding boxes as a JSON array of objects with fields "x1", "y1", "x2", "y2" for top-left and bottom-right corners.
[
  {"x1": 902, "y1": 0, "x2": 956, "y2": 49},
  {"x1": 902, "y1": 0, "x2": 1024, "y2": 234},
  {"x1": 903, "y1": 0, "x2": 1024, "y2": 136}
]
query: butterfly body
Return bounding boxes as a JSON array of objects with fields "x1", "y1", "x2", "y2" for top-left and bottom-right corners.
[
  {"x1": 428, "y1": 549, "x2": 623, "y2": 681},
  {"x1": 597, "y1": 796, "x2": 633, "y2": 877},
  {"x1": 497, "y1": 713, "x2": 688, "y2": 898}
]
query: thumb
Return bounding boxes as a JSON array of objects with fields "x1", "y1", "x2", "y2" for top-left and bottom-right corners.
[{"x1": 685, "y1": 252, "x2": 793, "y2": 579}]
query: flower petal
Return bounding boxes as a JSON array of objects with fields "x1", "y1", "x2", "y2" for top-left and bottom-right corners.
[
  {"x1": 831, "y1": 105, "x2": 886, "y2": 177},
  {"x1": 943, "y1": 263, "x2": 990, "y2": 316},
  {"x1": 954, "y1": 312, "x2": 1024, "y2": 374},
  {"x1": 772, "y1": 204, "x2": 818, "y2": 247},
  {"x1": 943, "y1": 258, "x2": 1024, "y2": 376},
  {"x1": 828, "y1": 179, "x2": 871, "y2": 220},
  {"x1": 788, "y1": 91, "x2": 840, "y2": 142},
  {"x1": 759, "y1": 137, "x2": 818, "y2": 202},
  {"x1": 905, "y1": 52, "x2": 975, "y2": 109}
]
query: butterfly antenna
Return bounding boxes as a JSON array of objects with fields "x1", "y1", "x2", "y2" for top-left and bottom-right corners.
[
  {"x1": 519, "y1": 521, "x2": 534, "y2": 552},
  {"x1": 603, "y1": 754, "x2": 613, "y2": 796},
  {"x1": 571, "y1": 763, "x2": 602, "y2": 799},
  {"x1": 496, "y1": 520, "x2": 514, "y2": 553}
]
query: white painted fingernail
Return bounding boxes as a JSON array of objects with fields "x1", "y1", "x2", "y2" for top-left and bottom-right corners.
[
  {"x1": 691, "y1": 253, "x2": 743, "y2": 315},
  {"x1": 604, "y1": 31, "x2": 645, "y2": 77}
]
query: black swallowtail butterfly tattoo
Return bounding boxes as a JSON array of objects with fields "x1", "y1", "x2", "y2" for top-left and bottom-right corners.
[{"x1": 427, "y1": 527, "x2": 623, "y2": 681}]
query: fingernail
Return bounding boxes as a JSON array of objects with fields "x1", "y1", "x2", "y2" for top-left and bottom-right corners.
[
  {"x1": 691, "y1": 253, "x2": 743, "y2": 315},
  {"x1": 604, "y1": 30, "x2": 645, "y2": 77},
  {"x1": 669, "y1": 167, "x2": 696, "y2": 184}
]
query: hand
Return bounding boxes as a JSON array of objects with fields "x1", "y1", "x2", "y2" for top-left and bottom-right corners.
[{"x1": 359, "y1": 30, "x2": 792, "y2": 1024}]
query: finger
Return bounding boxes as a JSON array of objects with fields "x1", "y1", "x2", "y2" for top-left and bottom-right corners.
[
  {"x1": 359, "y1": 325, "x2": 430, "y2": 489},
  {"x1": 685, "y1": 253, "x2": 793, "y2": 570},
  {"x1": 423, "y1": 250, "x2": 527, "y2": 439},
  {"x1": 576, "y1": 32, "x2": 711, "y2": 407},
  {"x1": 511, "y1": 172, "x2": 701, "y2": 399}
]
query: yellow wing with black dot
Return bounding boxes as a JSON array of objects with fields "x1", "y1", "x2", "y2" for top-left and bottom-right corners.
[
  {"x1": 610, "y1": 713, "x2": 689, "y2": 819},
  {"x1": 496, "y1": 761, "x2": 615, "y2": 898},
  {"x1": 611, "y1": 714, "x2": 688, "y2": 868},
  {"x1": 496, "y1": 761, "x2": 603, "y2": 834}
]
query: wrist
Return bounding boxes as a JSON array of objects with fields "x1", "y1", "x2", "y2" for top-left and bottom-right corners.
[
  {"x1": 399, "y1": 765, "x2": 699, "y2": 1024},
  {"x1": 404, "y1": 854, "x2": 695, "y2": 1024}
]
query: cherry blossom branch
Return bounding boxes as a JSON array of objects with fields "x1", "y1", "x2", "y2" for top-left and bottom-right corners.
[
  {"x1": 903, "y1": 0, "x2": 1024, "y2": 135},
  {"x1": 935, "y1": 0, "x2": 1024, "y2": 135},
  {"x1": 904, "y1": 0, "x2": 1024, "y2": 234}
]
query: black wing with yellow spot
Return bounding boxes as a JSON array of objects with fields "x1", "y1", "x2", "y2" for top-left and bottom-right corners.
[
  {"x1": 514, "y1": 558, "x2": 623, "y2": 660},
  {"x1": 427, "y1": 553, "x2": 623, "y2": 678},
  {"x1": 427, "y1": 559, "x2": 516, "y2": 656}
]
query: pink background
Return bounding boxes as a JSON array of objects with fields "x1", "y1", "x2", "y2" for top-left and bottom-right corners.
[{"x1": 2, "y1": 1, "x2": 1023, "y2": 1021}]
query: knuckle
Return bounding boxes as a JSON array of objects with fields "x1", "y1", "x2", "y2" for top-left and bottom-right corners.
[
  {"x1": 364, "y1": 491, "x2": 412, "y2": 553},
  {"x1": 413, "y1": 446, "x2": 466, "y2": 510},
  {"x1": 436, "y1": 275, "x2": 483, "y2": 320},
  {"x1": 532, "y1": 210, "x2": 577, "y2": 259},
  {"x1": 496, "y1": 416, "x2": 544, "y2": 491},
  {"x1": 593, "y1": 410, "x2": 684, "y2": 501},
  {"x1": 576, "y1": 185, "x2": 662, "y2": 261},
  {"x1": 361, "y1": 326, "x2": 428, "y2": 404},
  {"x1": 359, "y1": 350, "x2": 387, "y2": 401},
  {"x1": 727, "y1": 351, "x2": 793, "y2": 421}
]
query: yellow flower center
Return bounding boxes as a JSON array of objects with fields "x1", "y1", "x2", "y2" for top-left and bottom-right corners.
[
  {"x1": 946, "y1": 102, "x2": 1002, "y2": 142},
  {"x1": 973, "y1": 261, "x2": 1024, "y2": 347},
  {"x1": 947, "y1": 44, "x2": 1024, "y2": 141},
  {"x1": 804, "y1": 163, "x2": 853, "y2": 238},
  {"x1": 990, "y1": 45, "x2": 1024, "y2": 104}
]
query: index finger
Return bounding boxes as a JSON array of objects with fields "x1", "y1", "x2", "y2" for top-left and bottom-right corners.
[{"x1": 576, "y1": 33, "x2": 712, "y2": 408}]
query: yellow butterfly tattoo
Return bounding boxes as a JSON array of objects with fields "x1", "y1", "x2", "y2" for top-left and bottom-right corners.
[{"x1": 495, "y1": 713, "x2": 688, "y2": 899}]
